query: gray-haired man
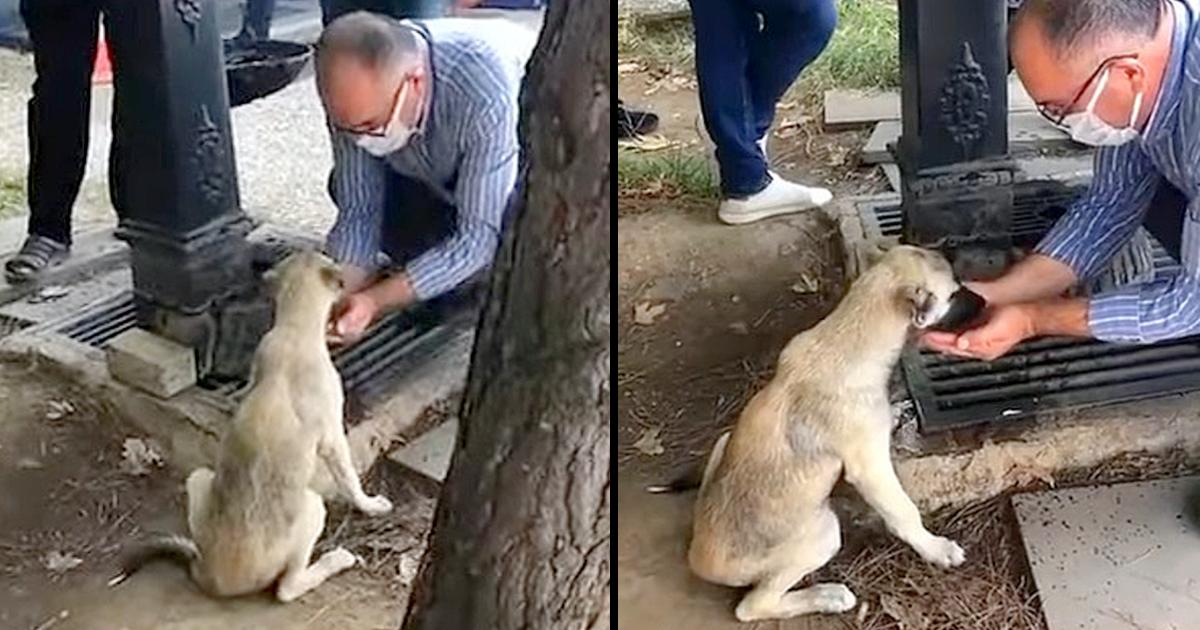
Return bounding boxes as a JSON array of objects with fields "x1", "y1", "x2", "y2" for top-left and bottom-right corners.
[{"x1": 315, "y1": 12, "x2": 534, "y2": 342}]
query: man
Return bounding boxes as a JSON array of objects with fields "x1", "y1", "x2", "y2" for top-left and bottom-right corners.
[
  {"x1": 315, "y1": 12, "x2": 533, "y2": 342},
  {"x1": 687, "y1": 0, "x2": 836, "y2": 225},
  {"x1": 925, "y1": 0, "x2": 1200, "y2": 361}
]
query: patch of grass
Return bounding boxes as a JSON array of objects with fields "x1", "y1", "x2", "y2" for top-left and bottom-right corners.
[
  {"x1": 618, "y1": 0, "x2": 899, "y2": 106},
  {"x1": 617, "y1": 146, "x2": 718, "y2": 200},
  {"x1": 0, "y1": 176, "x2": 25, "y2": 219}
]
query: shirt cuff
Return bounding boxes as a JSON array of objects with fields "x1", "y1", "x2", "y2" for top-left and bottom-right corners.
[{"x1": 1088, "y1": 289, "x2": 1143, "y2": 342}]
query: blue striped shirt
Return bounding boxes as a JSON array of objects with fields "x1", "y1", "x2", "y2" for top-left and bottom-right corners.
[
  {"x1": 1036, "y1": 0, "x2": 1200, "y2": 343},
  {"x1": 324, "y1": 18, "x2": 535, "y2": 300}
]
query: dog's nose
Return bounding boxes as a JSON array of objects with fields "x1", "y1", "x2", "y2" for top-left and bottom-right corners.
[{"x1": 928, "y1": 286, "x2": 986, "y2": 332}]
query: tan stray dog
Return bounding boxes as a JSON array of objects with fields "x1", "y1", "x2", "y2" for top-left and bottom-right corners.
[
  {"x1": 113, "y1": 251, "x2": 393, "y2": 601},
  {"x1": 687, "y1": 245, "x2": 968, "y2": 622}
]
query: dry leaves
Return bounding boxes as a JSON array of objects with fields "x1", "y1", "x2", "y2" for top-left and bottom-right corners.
[
  {"x1": 120, "y1": 438, "x2": 164, "y2": 476},
  {"x1": 43, "y1": 551, "x2": 83, "y2": 573},
  {"x1": 633, "y1": 302, "x2": 668, "y2": 325},
  {"x1": 633, "y1": 427, "x2": 665, "y2": 456},
  {"x1": 44, "y1": 400, "x2": 75, "y2": 421}
]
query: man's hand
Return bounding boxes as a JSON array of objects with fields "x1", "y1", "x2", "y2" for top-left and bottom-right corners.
[
  {"x1": 328, "y1": 291, "x2": 379, "y2": 345},
  {"x1": 922, "y1": 304, "x2": 1036, "y2": 361}
]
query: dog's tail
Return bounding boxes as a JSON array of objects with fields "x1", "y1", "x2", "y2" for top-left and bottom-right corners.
[
  {"x1": 645, "y1": 466, "x2": 703, "y2": 494},
  {"x1": 108, "y1": 533, "x2": 200, "y2": 587}
]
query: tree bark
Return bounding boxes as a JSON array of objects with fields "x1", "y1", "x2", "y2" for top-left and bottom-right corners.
[{"x1": 398, "y1": 0, "x2": 611, "y2": 627}]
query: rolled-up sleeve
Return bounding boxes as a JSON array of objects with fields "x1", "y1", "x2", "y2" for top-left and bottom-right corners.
[
  {"x1": 1035, "y1": 143, "x2": 1161, "y2": 282},
  {"x1": 325, "y1": 130, "x2": 388, "y2": 270},
  {"x1": 404, "y1": 103, "x2": 517, "y2": 300},
  {"x1": 1090, "y1": 269, "x2": 1200, "y2": 342}
]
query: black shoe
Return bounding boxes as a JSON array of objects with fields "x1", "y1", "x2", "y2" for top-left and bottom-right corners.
[
  {"x1": 618, "y1": 99, "x2": 659, "y2": 139},
  {"x1": 3, "y1": 235, "x2": 69, "y2": 284}
]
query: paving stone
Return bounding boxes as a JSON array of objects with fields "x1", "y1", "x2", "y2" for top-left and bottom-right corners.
[
  {"x1": 389, "y1": 417, "x2": 458, "y2": 482},
  {"x1": 1013, "y1": 476, "x2": 1200, "y2": 630},
  {"x1": 861, "y1": 112, "x2": 1071, "y2": 164},
  {"x1": 105, "y1": 328, "x2": 197, "y2": 399},
  {"x1": 825, "y1": 77, "x2": 1036, "y2": 127}
]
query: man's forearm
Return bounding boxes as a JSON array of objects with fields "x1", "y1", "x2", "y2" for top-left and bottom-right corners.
[
  {"x1": 976, "y1": 254, "x2": 1078, "y2": 306},
  {"x1": 1025, "y1": 298, "x2": 1091, "y2": 338}
]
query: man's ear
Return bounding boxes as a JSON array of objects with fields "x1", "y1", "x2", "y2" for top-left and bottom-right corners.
[{"x1": 897, "y1": 283, "x2": 932, "y2": 327}]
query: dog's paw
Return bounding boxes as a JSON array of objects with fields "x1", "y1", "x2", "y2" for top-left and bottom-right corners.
[
  {"x1": 811, "y1": 583, "x2": 857, "y2": 614},
  {"x1": 323, "y1": 547, "x2": 359, "y2": 571},
  {"x1": 919, "y1": 536, "x2": 966, "y2": 568},
  {"x1": 359, "y1": 494, "x2": 393, "y2": 516}
]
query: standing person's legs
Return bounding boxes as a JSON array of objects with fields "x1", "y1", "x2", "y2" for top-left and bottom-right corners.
[
  {"x1": 746, "y1": 0, "x2": 837, "y2": 147},
  {"x1": 321, "y1": 0, "x2": 445, "y2": 25},
  {"x1": 243, "y1": 0, "x2": 278, "y2": 39},
  {"x1": 687, "y1": 0, "x2": 767, "y2": 198},
  {"x1": 7, "y1": 0, "x2": 100, "y2": 282}
]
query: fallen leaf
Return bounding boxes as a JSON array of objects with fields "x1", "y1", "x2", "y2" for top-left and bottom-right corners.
[
  {"x1": 617, "y1": 61, "x2": 642, "y2": 75},
  {"x1": 44, "y1": 400, "x2": 75, "y2": 420},
  {"x1": 728, "y1": 321, "x2": 749, "y2": 335},
  {"x1": 120, "y1": 437, "x2": 164, "y2": 476},
  {"x1": 29, "y1": 285, "x2": 70, "y2": 304},
  {"x1": 44, "y1": 551, "x2": 83, "y2": 573},
  {"x1": 633, "y1": 427, "x2": 665, "y2": 456},
  {"x1": 880, "y1": 594, "x2": 930, "y2": 629},
  {"x1": 790, "y1": 274, "x2": 820, "y2": 294},
  {"x1": 633, "y1": 302, "x2": 667, "y2": 326},
  {"x1": 17, "y1": 457, "x2": 42, "y2": 469}
]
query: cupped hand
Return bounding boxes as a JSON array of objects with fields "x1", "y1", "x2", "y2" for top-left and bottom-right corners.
[{"x1": 327, "y1": 292, "x2": 379, "y2": 346}]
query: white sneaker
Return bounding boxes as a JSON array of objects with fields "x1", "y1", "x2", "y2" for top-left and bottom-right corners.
[{"x1": 718, "y1": 175, "x2": 833, "y2": 225}]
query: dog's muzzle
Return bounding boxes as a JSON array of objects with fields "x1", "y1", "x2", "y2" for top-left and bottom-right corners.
[{"x1": 927, "y1": 286, "x2": 986, "y2": 332}]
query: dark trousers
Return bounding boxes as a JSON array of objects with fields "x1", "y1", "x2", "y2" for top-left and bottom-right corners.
[
  {"x1": 380, "y1": 172, "x2": 456, "y2": 267},
  {"x1": 320, "y1": 0, "x2": 446, "y2": 25},
  {"x1": 687, "y1": 0, "x2": 836, "y2": 197},
  {"x1": 1146, "y1": 180, "x2": 1187, "y2": 261},
  {"x1": 243, "y1": 0, "x2": 277, "y2": 39},
  {"x1": 20, "y1": 0, "x2": 124, "y2": 246}
]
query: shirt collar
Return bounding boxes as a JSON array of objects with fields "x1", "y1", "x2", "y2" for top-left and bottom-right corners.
[{"x1": 1142, "y1": 0, "x2": 1192, "y2": 142}]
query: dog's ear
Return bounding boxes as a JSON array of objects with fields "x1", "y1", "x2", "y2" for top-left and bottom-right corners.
[
  {"x1": 319, "y1": 263, "x2": 344, "y2": 292},
  {"x1": 865, "y1": 242, "x2": 889, "y2": 268},
  {"x1": 897, "y1": 283, "x2": 932, "y2": 327}
]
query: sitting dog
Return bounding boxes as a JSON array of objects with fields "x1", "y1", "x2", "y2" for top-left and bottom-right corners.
[
  {"x1": 112, "y1": 251, "x2": 393, "y2": 601},
  {"x1": 685, "y1": 245, "x2": 972, "y2": 622}
]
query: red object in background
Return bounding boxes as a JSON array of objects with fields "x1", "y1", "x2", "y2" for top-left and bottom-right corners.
[{"x1": 92, "y1": 26, "x2": 112, "y2": 84}]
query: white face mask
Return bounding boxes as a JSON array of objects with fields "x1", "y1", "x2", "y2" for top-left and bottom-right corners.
[
  {"x1": 1060, "y1": 67, "x2": 1144, "y2": 147},
  {"x1": 354, "y1": 81, "x2": 416, "y2": 157}
]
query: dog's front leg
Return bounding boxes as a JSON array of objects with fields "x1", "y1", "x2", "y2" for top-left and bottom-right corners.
[{"x1": 841, "y1": 437, "x2": 964, "y2": 568}]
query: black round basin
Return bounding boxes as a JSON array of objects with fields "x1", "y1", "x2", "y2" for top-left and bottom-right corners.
[{"x1": 224, "y1": 39, "x2": 313, "y2": 107}]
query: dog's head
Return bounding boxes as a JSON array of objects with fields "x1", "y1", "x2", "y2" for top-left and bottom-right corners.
[
  {"x1": 264, "y1": 250, "x2": 345, "y2": 306},
  {"x1": 872, "y1": 245, "x2": 982, "y2": 330}
]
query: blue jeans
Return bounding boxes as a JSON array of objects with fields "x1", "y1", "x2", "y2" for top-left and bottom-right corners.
[{"x1": 687, "y1": 0, "x2": 836, "y2": 197}]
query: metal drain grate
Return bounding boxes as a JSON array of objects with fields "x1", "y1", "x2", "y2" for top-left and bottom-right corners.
[
  {"x1": 857, "y1": 183, "x2": 1200, "y2": 431},
  {"x1": 904, "y1": 336, "x2": 1200, "y2": 431},
  {"x1": 52, "y1": 287, "x2": 477, "y2": 404}
]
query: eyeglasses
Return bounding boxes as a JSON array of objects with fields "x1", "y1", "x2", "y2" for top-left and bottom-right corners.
[
  {"x1": 1035, "y1": 53, "x2": 1139, "y2": 126},
  {"x1": 333, "y1": 77, "x2": 409, "y2": 137}
]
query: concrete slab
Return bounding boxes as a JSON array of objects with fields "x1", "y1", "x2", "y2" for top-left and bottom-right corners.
[
  {"x1": 880, "y1": 162, "x2": 901, "y2": 192},
  {"x1": 861, "y1": 112, "x2": 1072, "y2": 164},
  {"x1": 389, "y1": 416, "x2": 458, "y2": 482},
  {"x1": 106, "y1": 328, "x2": 197, "y2": 398},
  {"x1": 825, "y1": 77, "x2": 1036, "y2": 127},
  {"x1": 1013, "y1": 477, "x2": 1200, "y2": 630}
]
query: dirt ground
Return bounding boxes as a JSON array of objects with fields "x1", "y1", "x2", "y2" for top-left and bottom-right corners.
[
  {"x1": 0, "y1": 359, "x2": 431, "y2": 630},
  {"x1": 616, "y1": 57, "x2": 1052, "y2": 627}
]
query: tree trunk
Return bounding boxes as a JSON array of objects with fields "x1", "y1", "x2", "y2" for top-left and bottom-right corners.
[{"x1": 398, "y1": 0, "x2": 611, "y2": 627}]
